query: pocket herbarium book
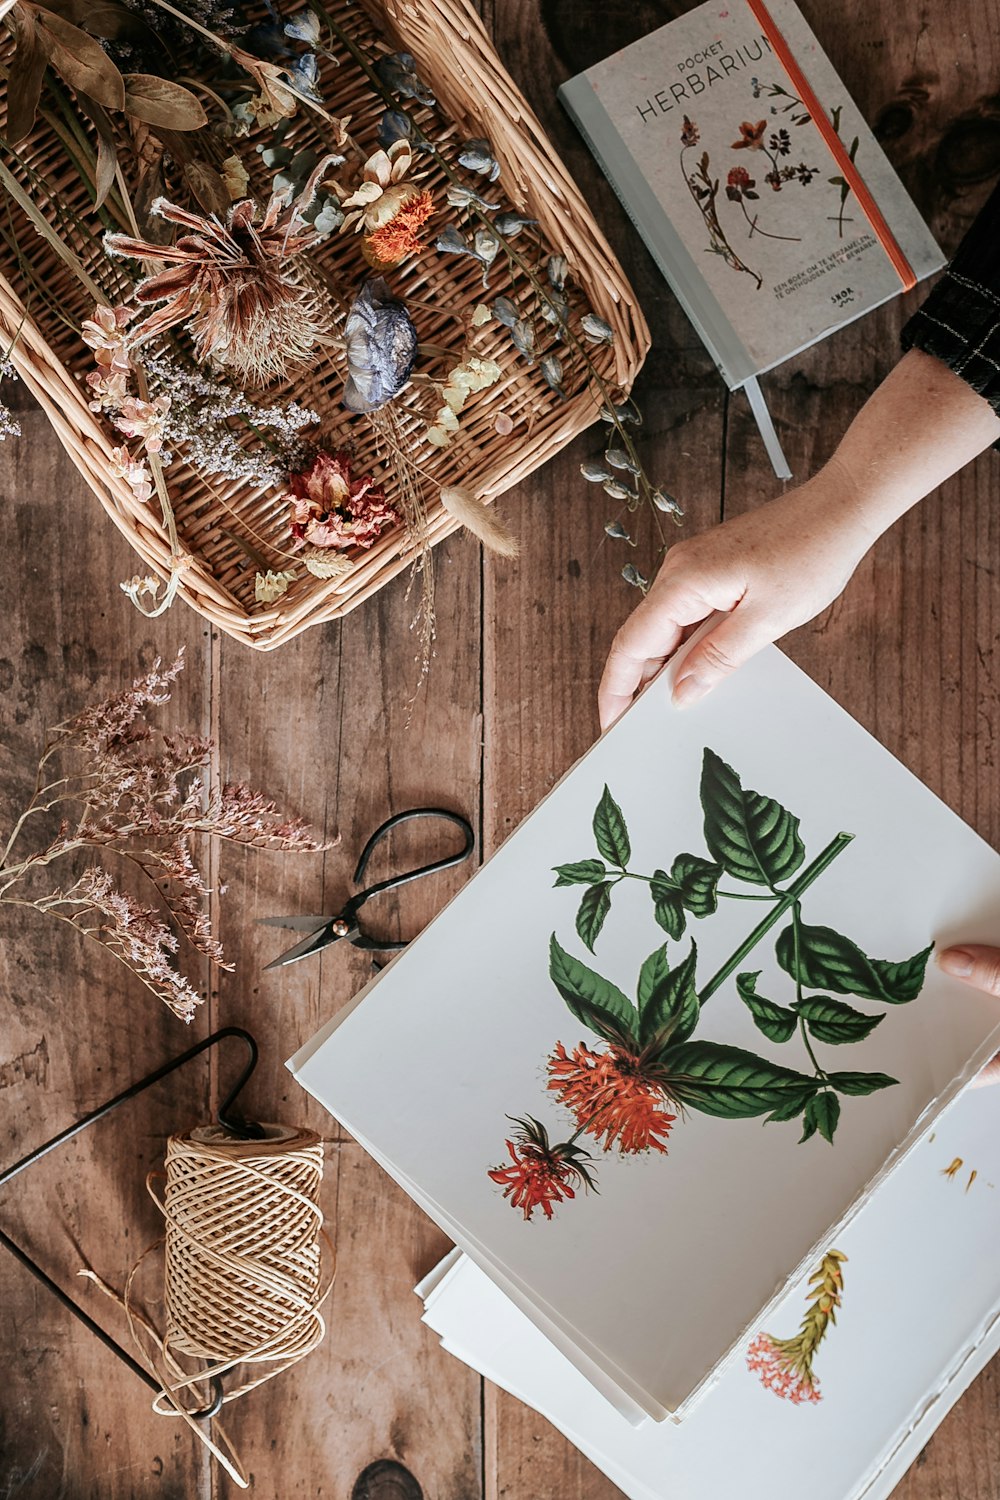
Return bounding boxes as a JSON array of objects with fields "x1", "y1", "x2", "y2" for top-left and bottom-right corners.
[
  {"x1": 289, "y1": 639, "x2": 1000, "y2": 1420},
  {"x1": 558, "y1": 0, "x2": 944, "y2": 477}
]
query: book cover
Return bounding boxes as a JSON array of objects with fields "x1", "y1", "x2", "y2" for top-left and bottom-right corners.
[
  {"x1": 288, "y1": 637, "x2": 1000, "y2": 1419},
  {"x1": 558, "y1": 0, "x2": 945, "y2": 389}
]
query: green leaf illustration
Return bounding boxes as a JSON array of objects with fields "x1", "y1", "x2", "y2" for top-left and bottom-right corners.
[
  {"x1": 593, "y1": 786, "x2": 630, "y2": 868},
  {"x1": 639, "y1": 942, "x2": 700, "y2": 1048},
  {"x1": 553, "y1": 859, "x2": 607, "y2": 887},
  {"x1": 792, "y1": 995, "x2": 884, "y2": 1045},
  {"x1": 801, "y1": 1091, "x2": 840, "y2": 1144},
  {"x1": 576, "y1": 882, "x2": 612, "y2": 953},
  {"x1": 655, "y1": 1040, "x2": 818, "y2": 1119},
  {"x1": 764, "y1": 1092, "x2": 814, "y2": 1124},
  {"x1": 549, "y1": 935, "x2": 638, "y2": 1047},
  {"x1": 776, "y1": 922, "x2": 932, "y2": 1004},
  {"x1": 650, "y1": 872, "x2": 686, "y2": 939},
  {"x1": 825, "y1": 1070, "x2": 898, "y2": 1096},
  {"x1": 736, "y1": 971, "x2": 797, "y2": 1043},
  {"x1": 701, "y1": 748, "x2": 805, "y2": 888},
  {"x1": 670, "y1": 852, "x2": 721, "y2": 916}
]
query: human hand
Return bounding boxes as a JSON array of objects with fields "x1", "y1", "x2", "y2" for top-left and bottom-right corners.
[
  {"x1": 939, "y1": 946, "x2": 1000, "y2": 1086},
  {"x1": 598, "y1": 460, "x2": 877, "y2": 730}
]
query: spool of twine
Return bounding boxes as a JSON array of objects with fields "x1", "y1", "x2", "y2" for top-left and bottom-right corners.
[
  {"x1": 161, "y1": 1124, "x2": 326, "y2": 1369},
  {"x1": 82, "y1": 1121, "x2": 333, "y2": 1489}
]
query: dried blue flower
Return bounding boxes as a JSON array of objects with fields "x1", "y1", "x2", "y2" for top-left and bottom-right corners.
[
  {"x1": 493, "y1": 211, "x2": 537, "y2": 238},
  {"x1": 491, "y1": 296, "x2": 518, "y2": 328},
  {"x1": 291, "y1": 52, "x2": 322, "y2": 103},
  {"x1": 581, "y1": 312, "x2": 614, "y2": 344},
  {"x1": 600, "y1": 399, "x2": 642, "y2": 426},
  {"x1": 604, "y1": 520, "x2": 631, "y2": 540},
  {"x1": 342, "y1": 277, "x2": 418, "y2": 414},
  {"x1": 540, "y1": 352, "x2": 566, "y2": 398},
  {"x1": 376, "y1": 51, "x2": 436, "y2": 107},
  {"x1": 604, "y1": 447, "x2": 639, "y2": 473},
  {"x1": 547, "y1": 254, "x2": 569, "y2": 290},
  {"x1": 446, "y1": 183, "x2": 500, "y2": 212},
  {"x1": 652, "y1": 489, "x2": 683, "y2": 516},
  {"x1": 603, "y1": 478, "x2": 637, "y2": 501},
  {"x1": 436, "y1": 225, "x2": 474, "y2": 257},
  {"x1": 378, "y1": 109, "x2": 412, "y2": 147},
  {"x1": 285, "y1": 9, "x2": 321, "y2": 45},
  {"x1": 510, "y1": 318, "x2": 536, "y2": 361},
  {"x1": 622, "y1": 563, "x2": 649, "y2": 590},
  {"x1": 458, "y1": 138, "x2": 501, "y2": 180},
  {"x1": 581, "y1": 461, "x2": 612, "y2": 483}
]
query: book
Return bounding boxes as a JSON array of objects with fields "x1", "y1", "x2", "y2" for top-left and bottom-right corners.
[
  {"x1": 420, "y1": 1074, "x2": 1000, "y2": 1500},
  {"x1": 558, "y1": 0, "x2": 945, "y2": 478},
  {"x1": 288, "y1": 629, "x2": 1000, "y2": 1421}
]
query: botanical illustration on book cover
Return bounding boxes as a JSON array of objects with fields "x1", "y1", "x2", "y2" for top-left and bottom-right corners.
[{"x1": 488, "y1": 748, "x2": 931, "y2": 1224}]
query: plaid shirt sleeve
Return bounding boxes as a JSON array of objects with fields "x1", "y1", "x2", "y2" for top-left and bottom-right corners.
[{"x1": 900, "y1": 179, "x2": 1000, "y2": 433}]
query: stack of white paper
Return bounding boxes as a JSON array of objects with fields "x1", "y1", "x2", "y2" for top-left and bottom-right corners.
[
  {"x1": 289, "y1": 636, "x2": 1000, "y2": 1424},
  {"x1": 419, "y1": 1074, "x2": 1000, "y2": 1500}
]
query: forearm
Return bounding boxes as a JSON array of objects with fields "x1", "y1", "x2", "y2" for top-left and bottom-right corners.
[{"x1": 824, "y1": 347, "x2": 1000, "y2": 548}]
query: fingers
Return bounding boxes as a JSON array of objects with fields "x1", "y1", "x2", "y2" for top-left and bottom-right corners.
[
  {"x1": 598, "y1": 594, "x2": 689, "y2": 731},
  {"x1": 671, "y1": 604, "x2": 776, "y2": 709},
  {"x1": 938, "y1": 945, "x2": 1000, "y2": 998}
]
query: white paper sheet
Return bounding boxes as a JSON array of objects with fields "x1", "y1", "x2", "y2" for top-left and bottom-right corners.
[
  {"x1": 421, "y1": 1078, "x2": 1000, "y2": 1500},
  {"x1": 290, "y1": 642, "x2": 1000, "y2": 1416}
]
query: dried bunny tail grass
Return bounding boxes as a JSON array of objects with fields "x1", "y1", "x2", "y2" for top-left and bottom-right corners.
[{"x1": 439, "y1": 485, "x2": 519, "y2": 558}]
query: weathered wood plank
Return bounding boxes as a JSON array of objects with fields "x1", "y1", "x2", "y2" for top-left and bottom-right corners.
[
  {"x1": 0, "y1": 393, "x2": 211, "y2": 1500},
  {"x1": 211, "y1": 532, "x2": 484, "y2": 1499}
]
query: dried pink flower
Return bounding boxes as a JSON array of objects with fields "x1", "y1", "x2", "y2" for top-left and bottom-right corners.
[
  {"x1": 0, "y1": 652, "x2": 330, "y2": 1019},
  {"x1": 287, "y1": 450, "x2": 399, "y2": 551}
]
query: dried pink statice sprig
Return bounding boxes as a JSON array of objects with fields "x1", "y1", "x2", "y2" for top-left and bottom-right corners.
[{"x1": 0, "y1": 651, "x2": 330, "y2": 1020}]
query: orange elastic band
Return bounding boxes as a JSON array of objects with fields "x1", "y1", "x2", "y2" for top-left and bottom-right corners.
[{"x1": 744, "y1": 0, "x2": 917, "y2": 292}]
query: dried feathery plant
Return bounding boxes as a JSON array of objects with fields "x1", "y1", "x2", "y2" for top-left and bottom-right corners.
[
  {"x1": 0, "y1": 652, "x2": 327, "y2": 1020},
  {"x1": 105, "y1": 155, "x2": 345, "y2": 387}
]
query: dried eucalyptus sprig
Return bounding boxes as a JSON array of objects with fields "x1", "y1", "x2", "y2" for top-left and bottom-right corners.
[{"x1": 0, "y1": 651, "x2": 327, "y2": 1021}]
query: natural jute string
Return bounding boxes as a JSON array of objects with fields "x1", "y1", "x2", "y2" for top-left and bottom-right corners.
[{"x1": 81, "y1": 1123, "x2": 334, "y2": 1489}]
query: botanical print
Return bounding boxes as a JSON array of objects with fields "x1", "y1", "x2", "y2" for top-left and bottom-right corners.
[
  {"x1": 751, "y1": 77, "x2": 860, "y2": 239},
  {"x1": 488, "y1": 749, "x2": 931, "y2": 1221},
  {"x1": 727, "y1": 117, "x2": 819, "y2": 242},
  {"x1": 679, "y1": 117, "x2": 763, "y2": 290},
  {"x1": 747, "y1": 1249, "x2": 846, "y2": 1403}
]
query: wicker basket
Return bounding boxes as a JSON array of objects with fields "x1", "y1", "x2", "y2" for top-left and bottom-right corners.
[{"x1": 0, "y1": 0, "x2": 649, "y2": 650}]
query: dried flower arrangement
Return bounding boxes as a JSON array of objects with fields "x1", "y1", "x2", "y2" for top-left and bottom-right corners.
[
  {"x1": 0, "y1": 0, "x2": 659, "y2": 663},
  {"x1": 0, "y1": 652, "x2": 325, "y2": 1020}
]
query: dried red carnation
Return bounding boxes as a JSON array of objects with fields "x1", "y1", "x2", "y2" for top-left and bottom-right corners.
[{"x1": 287, "y1": 449, "x2": 399, "y2": 551}]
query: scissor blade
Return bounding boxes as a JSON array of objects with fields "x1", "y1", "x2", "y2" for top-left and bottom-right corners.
[
  {"x1": 263, "y1": 924, "x2": 339, "y2": 971},
  {"x1": 256, "y1": 915, "x2": 333, "y2": 932}
]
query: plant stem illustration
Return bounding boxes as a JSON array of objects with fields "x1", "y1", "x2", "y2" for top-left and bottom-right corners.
[
  {"x1": 487, "y1": 748, "x2": 932, "y2": 1220},
  {"x1": 679, "y1": 117, "x2": 763, "y2": 289},
  {"x1": 747, "y1": 1249, "x2": 847, "y2": 1403}
]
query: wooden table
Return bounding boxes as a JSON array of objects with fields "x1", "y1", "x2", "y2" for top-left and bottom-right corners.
[{"x1": 1, "y1": 1, "x2": 999, "y2": 1495}]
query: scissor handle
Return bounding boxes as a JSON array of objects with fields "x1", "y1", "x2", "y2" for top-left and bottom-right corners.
[{"x1": 349, "y1": 808, "x2": 475, "y2": 916}]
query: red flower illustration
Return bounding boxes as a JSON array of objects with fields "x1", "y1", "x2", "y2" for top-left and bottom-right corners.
[
  {"x1": 488, "y1": 1115, "x2": 597, "y2": 1221},
  {"x1": 731, "y1": 119, "x2": 768, "y2": 150},
  {"x1": 746, "y1": 1334, "x2": 822, "y2": 1404},
  {"x1": 547, "y1": 1040, "x2": 677, "y2": 1155},
  {"x1": 288, "y1": 449, "x2": 399, "y2": 551},
  {"x1": 680, "y1": 115, "x2": 700, "y2": 148}
]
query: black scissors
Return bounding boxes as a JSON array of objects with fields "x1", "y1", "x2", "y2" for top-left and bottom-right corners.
[{"x1": 258, "y1": 807, "x2": 474, "y2": 971}]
